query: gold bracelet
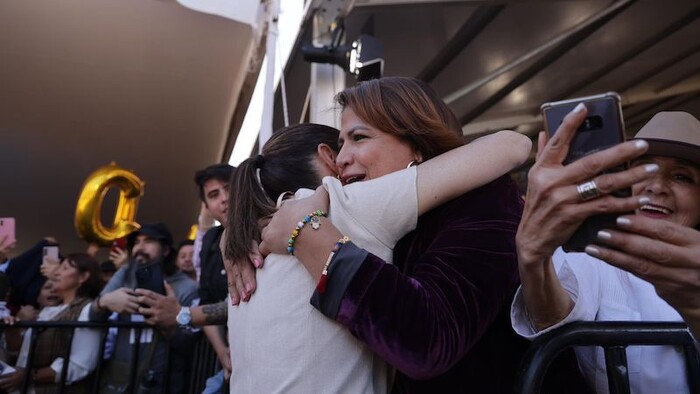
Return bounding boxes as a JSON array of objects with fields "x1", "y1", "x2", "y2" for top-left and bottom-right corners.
[{"x1": 316, "y1": 236, "x2": 350, "y2": 294}]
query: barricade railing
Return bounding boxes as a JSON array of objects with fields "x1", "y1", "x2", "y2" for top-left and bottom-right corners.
[
  {"x1": 0, "y1": 320, "x2": 220, "y2": 394},
  {"x1": 516, "y1": 321, "x2": 700, "y2": 394}
]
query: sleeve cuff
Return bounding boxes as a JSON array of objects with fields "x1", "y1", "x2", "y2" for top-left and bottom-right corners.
[
  {"x1": 50, "y1": 358, "x2": 63, "y2": 383},
  {"x1": 87, "y1": 302, "x2": 111, "y2": 321},
  {"x1": 310, "y1": 241, "x2": 367, "y2": 319}
]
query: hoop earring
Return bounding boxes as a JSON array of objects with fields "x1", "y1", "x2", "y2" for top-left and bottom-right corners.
[{"x1": 406, "y1": 160, "x2": 417, "y2": 168}]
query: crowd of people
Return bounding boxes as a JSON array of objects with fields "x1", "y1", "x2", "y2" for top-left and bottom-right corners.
[
  {"x1": 0, "y1": 76, "x2": 698, "y2": 393},
  {"x1": 0, "y1": 164, "x2": 236, "y2": 393}
]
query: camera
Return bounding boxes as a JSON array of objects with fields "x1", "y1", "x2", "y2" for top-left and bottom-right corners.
[{"x1": 302, "y1": 34, "x2": 383, "y2": 81}]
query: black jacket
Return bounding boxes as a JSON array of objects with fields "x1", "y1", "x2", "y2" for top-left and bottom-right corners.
[{"x1": 198, "y1": 226, "x2": 228, "y2": 305}]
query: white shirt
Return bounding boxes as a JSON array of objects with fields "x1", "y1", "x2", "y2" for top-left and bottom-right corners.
[
  {"x1": 17, "y1": 303, "x2": 101, "y2": 386},
  {"x1": 511, "y1": 248, "x2": 689, "y2": 394},
  {"x1": 229, "y1": 167, "x2": 418, "y2": 394}
]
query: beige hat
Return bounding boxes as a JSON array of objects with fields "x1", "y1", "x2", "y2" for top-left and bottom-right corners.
[{"x1": 634, "y1": 111, "x2": 700, "y2": 166}]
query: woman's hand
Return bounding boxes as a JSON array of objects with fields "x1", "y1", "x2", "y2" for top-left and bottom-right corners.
[
  {"x1": 0, "y1": 367, "x2": 25, "y2": 391},
  {"x1": 260, "y1": 187, "x2": 331, "y2": 256},
  {"x1": 515, "y1": 104, "x2": 659, "y2": 331},
  {"x1": 40, "y1": 257, "x2": 60, "y2": 278},
  {"x1": 219, "y1": 230, "x2": 261, "y2": 305},
  {"x1": 109, "y1": 247, "x2": 129, "y2": 269},
  {"x1": 516, "y1": 105, "x2": 655, "y2": 267},
  {"x1": 587, "y1": 215, "x2": 700, "y2": 316}
]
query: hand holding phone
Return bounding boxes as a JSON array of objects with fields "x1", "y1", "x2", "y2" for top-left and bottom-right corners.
[
  {"x1": 541, "y1": 92, "x2": 631, "y2": 252},
  {"x1": 135, "y1": 263, "x2": 166, "y2": 295},
  {"x1": 42, "y1": 246, "x2": 60, "y2": 277},
  {"x1": 111, "y1": 237, "x2": 127, "y2": 254}
]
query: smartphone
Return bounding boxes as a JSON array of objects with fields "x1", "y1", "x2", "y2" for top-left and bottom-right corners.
[
  {"x1": 111, "y1": 237, "x2": 127, "y2": 254},
  {"x1": 135, "y1": 262, "x2": 165, "y2": 295},
  {"x1": 541, "y1": 92, "x2": 631, "y2": 252},
  {"x1": 0, "y1": 218, "x2": 16, "y2": 246},
  {"x1": 43, "y1": 245, "x2": 60, "y2": 264}
]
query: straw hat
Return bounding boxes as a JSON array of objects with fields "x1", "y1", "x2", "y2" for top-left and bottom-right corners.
[{"x1": 634, "y1": 111, "x2": 700, "y2": 166}]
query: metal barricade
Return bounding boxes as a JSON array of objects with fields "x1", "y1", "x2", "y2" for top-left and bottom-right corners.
[
  {"x1": 0, "y1": 320, "x2": 219, "y2": 394},
  {"x1": 516, "y1": 321, "x2": 700, "y2": 394}
]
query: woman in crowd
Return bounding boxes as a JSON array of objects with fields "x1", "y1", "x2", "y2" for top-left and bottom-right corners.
[
  {"x1": 0, "y1": 253, "x2": 103, "y2": 393},
  {"x1": 511, "y1": 108, "x2": 700, "y2": 392},
  {"x1": 3, "y1": 279, "x2": 63, "y2": 359},
  {"x1": 255, "y1": 76, "x2": 530, "y2": 392}
]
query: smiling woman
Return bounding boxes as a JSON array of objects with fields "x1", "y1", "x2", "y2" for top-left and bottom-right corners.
[
  {"x1": 0, "y1": 253, "x2": 102, "y2": 393},
  {"x1": 632, "y1": 156, "x2": 700, "y2": 227},
  {"x1": 337, "y1": 108, "x2": 419, "y2": 184},
  {"x1": 256, "y1": 76, "x2": 538, "y2": 392},
  {"x1": 511, "y1": 110, "x2": 700, "y2": 393}
]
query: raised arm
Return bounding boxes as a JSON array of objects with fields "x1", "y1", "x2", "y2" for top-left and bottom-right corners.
[
  {"x1": 416, "y1": 130, "x2": 531, "y2": 215},
  {"x1": 515, "y1": 106, "x2": 654, "y2": 330}
]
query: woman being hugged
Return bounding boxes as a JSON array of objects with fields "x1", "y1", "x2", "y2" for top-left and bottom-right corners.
[
  {"x1": 0, "y1": 253, "x2": 103, "y2": 393},
  {"x1": 257, "y1": 76, "x2": 531, "y2": 392}
]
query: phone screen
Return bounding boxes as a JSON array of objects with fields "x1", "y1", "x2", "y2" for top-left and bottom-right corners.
[
  {"x1": 111, "y1": 237, "x2": 127, "y2": 253},
  {"x1": 43, "y1": 246, "x2": 60, "y2": 264},
  {"x1": 541, "y1": 92, "x2": 631, "y2": 252},
  {"x1": 0, "y1": 218, "x2": 16, "y2": 245}
]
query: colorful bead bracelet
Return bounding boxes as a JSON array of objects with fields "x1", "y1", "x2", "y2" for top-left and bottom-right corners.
[{"x1": 287, "y1": 210, "x2": 327, "y2": 255}]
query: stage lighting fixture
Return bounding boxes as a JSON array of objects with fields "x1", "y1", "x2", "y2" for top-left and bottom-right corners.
[{"x1": 302, "y1": 34, "x2": 383, "y2": 81}]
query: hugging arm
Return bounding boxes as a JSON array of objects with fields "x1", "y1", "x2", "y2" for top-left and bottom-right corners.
[
  {"x1": 311, "y1": 178, "x2": 524, "y2": 378},
  {"x1": 260, "y1": 130, "x2": 532, "y2": 280},
  {"x1": 415, "y1": 129, "x2": 530, "y2": 214}
]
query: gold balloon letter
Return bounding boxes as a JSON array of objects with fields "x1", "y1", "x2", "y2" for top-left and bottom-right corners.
[{"x1": 75, "y1": 163, "x2": 145, "y2": 246}]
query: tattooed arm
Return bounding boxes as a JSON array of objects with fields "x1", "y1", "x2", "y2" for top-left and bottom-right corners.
[
  {"x1": 136, "y1": 287, "x2": 228, "y2": 328},
  {"x1": 198, "y1": 301, "x2": 228, "y2": 325}
]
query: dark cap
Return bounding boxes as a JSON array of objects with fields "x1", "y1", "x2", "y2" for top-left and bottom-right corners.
[
  {"x1": 126, "y1": 222, "x2": 174, "y2": 249},
  {"x1": 100, "y1": 261, "x2": 117, "y2": 273}
]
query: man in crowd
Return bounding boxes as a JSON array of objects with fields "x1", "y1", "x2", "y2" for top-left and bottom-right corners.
[
  {"x1": 175, "y1": 240, "x2": 196, "y2": 281},
  {"x1": 90, "y1": 223, "x2": 198, "y2": 393},
  {"x1": 191, "y1": 163, "x2": 235, "y2": 392}
]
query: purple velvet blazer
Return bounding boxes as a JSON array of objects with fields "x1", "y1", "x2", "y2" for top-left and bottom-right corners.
[{"x1": 312, "y1": 175, "x2": 530, "y2": 393}]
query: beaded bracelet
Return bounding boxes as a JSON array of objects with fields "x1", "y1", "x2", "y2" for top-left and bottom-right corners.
[
  {"x1": 316, "y1": 236, "x2": 351, "y2": 294},
  {"x1": 287, "y1": 210, "x2": 327, "y2": 255}
]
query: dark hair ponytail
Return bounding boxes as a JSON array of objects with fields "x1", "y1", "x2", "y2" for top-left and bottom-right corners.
[
  {"x1": 226, "y1": 157, "x2": 275, "y2": 261},
  {"x1": 226, "y1": 123, "x2": 339, "y2": 261}
]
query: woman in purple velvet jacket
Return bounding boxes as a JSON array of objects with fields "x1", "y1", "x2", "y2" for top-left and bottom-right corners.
[{"x1": 258, "y1": 77, "x2": 529, "y2": 393}]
